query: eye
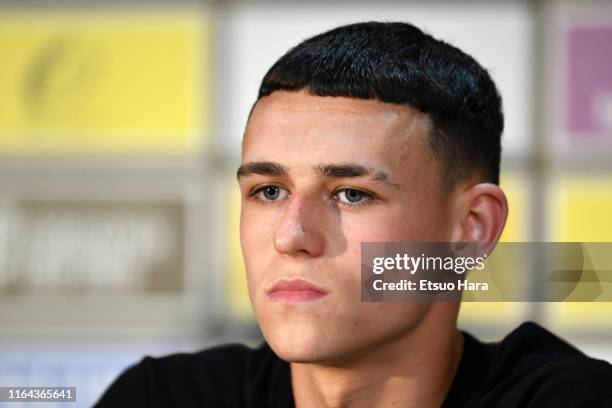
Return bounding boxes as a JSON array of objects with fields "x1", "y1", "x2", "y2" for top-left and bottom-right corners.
[
  {"x1": 335, "y1": 188, "x2": 373, "y2": 206},
  {"x1": 252, "y1": 185, "x2": 289, "y2": 203}
]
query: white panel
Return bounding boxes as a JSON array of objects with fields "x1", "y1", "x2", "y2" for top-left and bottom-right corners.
[{"x1": 219, "y1": 2, "x2": 533, "y2": 156}]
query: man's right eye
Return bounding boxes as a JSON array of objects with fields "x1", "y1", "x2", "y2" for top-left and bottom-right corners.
[{"x1": 252, "y1": 185, "x2": 289, "y2": 203}]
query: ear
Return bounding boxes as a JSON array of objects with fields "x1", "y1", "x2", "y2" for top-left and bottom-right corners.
[{"x1": 449, "y1": 183, "x2": 508, "y2": 244}]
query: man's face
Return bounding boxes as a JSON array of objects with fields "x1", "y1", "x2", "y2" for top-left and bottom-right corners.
[{"x1": 238, "y1": 90, "x2": 452, "y2": 364}]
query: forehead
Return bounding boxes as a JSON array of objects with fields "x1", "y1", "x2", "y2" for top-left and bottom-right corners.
[{"x1": 242, "y1": 91, "x2": 431, "y2": 174}]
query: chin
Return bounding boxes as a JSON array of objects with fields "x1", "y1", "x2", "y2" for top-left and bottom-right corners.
[
  {"x1": 260, "y1": 318, "x2": 338, "y2": 363},
  {"x1": 272, "y1": 346, "x2": 322, "y2": 364},
  {"x1": 270, "y1": 336, "x2": 364, "y2": 366}
]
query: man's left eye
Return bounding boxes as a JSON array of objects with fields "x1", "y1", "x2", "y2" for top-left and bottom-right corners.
[{"x1": 335, "y1": 188, "x2": 372, "y2": 205}]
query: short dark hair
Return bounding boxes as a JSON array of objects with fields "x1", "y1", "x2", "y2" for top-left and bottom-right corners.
[{"x1": 256, "y1": 21, "x2": 504, "y2": 189}]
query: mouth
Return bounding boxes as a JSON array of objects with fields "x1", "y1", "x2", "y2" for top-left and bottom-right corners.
[{"x1": 266, "y1": 278, "x2": 329, "y2": 303}]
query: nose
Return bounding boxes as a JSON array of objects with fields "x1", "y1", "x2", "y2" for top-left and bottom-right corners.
[{"x1": 274, "y1": 193, "x2": 325, "y2": 257}]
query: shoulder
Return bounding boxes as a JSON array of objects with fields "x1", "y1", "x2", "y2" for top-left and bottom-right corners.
[
  {"x1": 94, "y1": 342, "x2": 283, "y2": 408},
  {"x1": 494, "y1": 322, "x2": 612, "y2": 374},
  {"x1": 472, "y1": 322, "x2": 612, "y2": 407}
]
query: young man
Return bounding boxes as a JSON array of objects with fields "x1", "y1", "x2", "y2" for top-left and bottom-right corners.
[{"x1": 97, "y1": 22, "x2": 612, "y2": 407}]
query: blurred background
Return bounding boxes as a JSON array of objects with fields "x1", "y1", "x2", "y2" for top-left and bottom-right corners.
[{"x1": 1, "y1": 0, "x2": 612, "y2": 406}]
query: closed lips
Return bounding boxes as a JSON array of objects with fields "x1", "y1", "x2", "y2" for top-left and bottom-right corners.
[{"x1": 267, "y1": 278, "x2": 328, "y2": 302}]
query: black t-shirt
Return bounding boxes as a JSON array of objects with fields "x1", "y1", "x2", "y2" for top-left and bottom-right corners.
[{"x1": 95, "y1": 322, "x2": 612, "y2": 407}]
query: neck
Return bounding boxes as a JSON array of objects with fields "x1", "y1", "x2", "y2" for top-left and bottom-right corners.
[{"x1": 290, "y1": 303, "x2": 463, "y2": 408}]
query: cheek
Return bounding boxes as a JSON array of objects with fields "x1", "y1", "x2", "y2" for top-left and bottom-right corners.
[
  {"x1": 340, "y1": 207, "x2": 428, "y2": 244},
  {"x1": 240, "y1": 208, "x2": 278, "y2": 283},
  {"x1": 241, "y1": 207, "x2": 276, "y2": 251},
  {"x1": 354, "y1": 302, "x2": 430, "y2": 334}
]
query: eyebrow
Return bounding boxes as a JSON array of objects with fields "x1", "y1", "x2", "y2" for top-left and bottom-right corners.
[
  {"x1": 236, "y1": 161, "x2": 288, "y2": 178},
  {"x1": 237, "y1": 161, "x2": 399, "y2": 188}
]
